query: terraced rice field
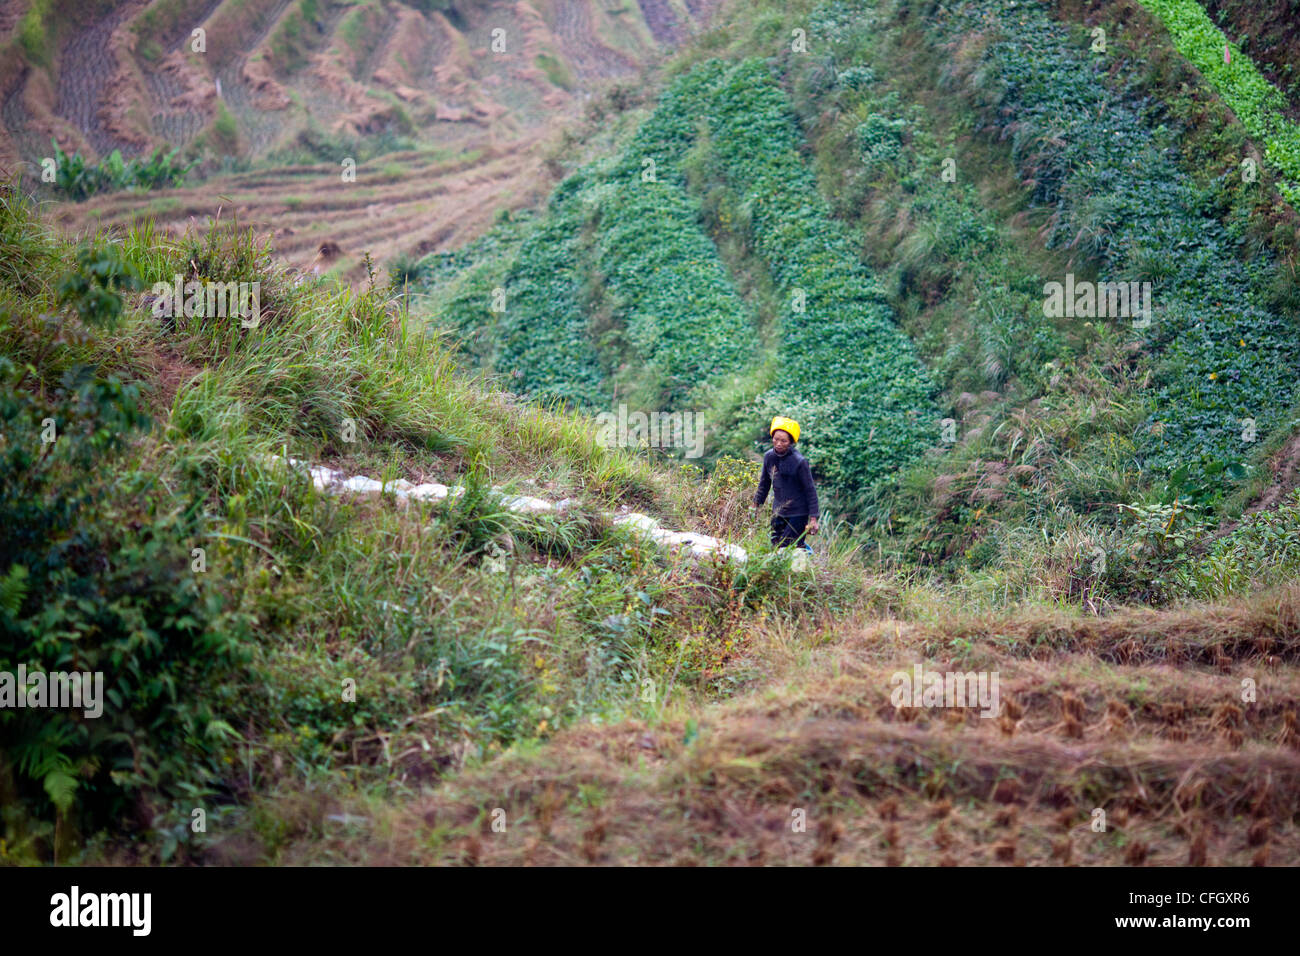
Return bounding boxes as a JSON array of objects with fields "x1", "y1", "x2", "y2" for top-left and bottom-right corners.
[
  {"x1": 52, "y1": 134, "x2": 551, "y2": 278},
  {"x1": 3, "y1": 0, "x2": 723, "y2": 274},
  {"x1": 276, "y1": 589, "x2": 1300, "y2": 866}
]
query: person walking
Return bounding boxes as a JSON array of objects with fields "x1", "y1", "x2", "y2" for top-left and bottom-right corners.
[{"x1": 752, "y1": 416, "x2": 819, "y2": 550}]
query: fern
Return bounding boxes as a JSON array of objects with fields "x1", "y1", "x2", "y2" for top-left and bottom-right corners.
[
  {"x1": 0, "y1": 564, "x2": 28, "y2": 617},
  {"x1": 42, "y1": 769, "x2": 77, "y2": 815}
]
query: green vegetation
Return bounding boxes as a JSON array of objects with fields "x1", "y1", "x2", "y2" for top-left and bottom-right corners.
[
  {"x1": 130, "y1": 0, "x2": 200, "y2": 62},
  {"x1": 918, "y1": 0, "x2": 1300, "y2": 496},
  {"x1": 335, "y1": 0, "x2": 386, "y2": 64},
  {"x1": 0, "y1": 192, "x2": 248, "y2": 859},
  {"x1": 262, "y1": 0, "x2": 327, "y2": 75},
  {"x1": 726, "y1": 0, "x2": 1300, "y2": 602},
  {"x1": 270, "y1": 125, "x2": 422, "y2": 166},
  {"x1": 579, "y1": 85, "x2": 756, "y2": 410},
  {"x1": 687, "y1": 57, "x2": 938, "y2": 500},
  {"x1": 7, "y1": 0, "x2": 1300, "y2": 868},
  {"x1": 1137, "y1": 0, "x2": 1300, "y2": 204},
  {"x1": 17, "y1": 0, "x2": 53, "y2": 69},
  {"x1": 415, "y1": 57, "x2": 936, "y2": 499},
  {"x1": 1, "y1": 182, "x2": 859, "y2": 861},
  {"x1": 45, "y1": 140, "x2": 197, "y2": 202},
  {"x1": 774, "y1": 12, "x2": 1106, "y2": 564},
  {"x1": 1187, "y1": 489, "x2": 1300, "y2": 597},
  {"x1": 535, "y1": 53, "x2": 576, "y2": 91},
  {"x1": 409, "y1": 0, "x2": 1300, "y2": 565},
  {"x1": 490, "y1": 187, "x2": 608, "y2": 409},
  {"x1": 414, "y1": 76, "x2": 760, "y2": 419},
  {"x1": 0, "y1": 349, "x2": 253, "y2": 859},
  {"x1": 210, "y1": 103, "x2": 242, "y2": 156}
]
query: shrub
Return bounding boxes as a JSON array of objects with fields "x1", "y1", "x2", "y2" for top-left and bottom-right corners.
[
  {"x1": 1181, "y1": 489, "x2": 1300, "y2": 598},
  {"x1": 0, "y1": 352, "x2": 251, "y2": 852},
  {"x1": 57, "y1": 244, "x2": 143, "y2": 328},
  {"x1": 47, "y1": 140, "x2": 196, "y2": 201}
]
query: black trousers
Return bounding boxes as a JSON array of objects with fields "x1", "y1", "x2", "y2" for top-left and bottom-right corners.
[{"x1": 771, "y1": 514, "x2": 811, "y2": 549}]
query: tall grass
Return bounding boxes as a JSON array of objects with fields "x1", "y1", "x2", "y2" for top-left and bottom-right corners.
[{"x1": 1, "y1": 186, "x2": 870, "y2": 861}]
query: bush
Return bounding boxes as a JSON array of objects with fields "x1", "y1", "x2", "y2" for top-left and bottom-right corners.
[
  {"x1": 48, "y1": 140, "x2": 196, "y2": 202},
  {"x1": 57, "y1": 244, "x2": 142, "y2": 328},
  {"x1": 0, "y1": 353, "x2": 251, "y2": 854},
  {"x1": 1180, "y1": 489, "x2": 1300, "y2": 599}
]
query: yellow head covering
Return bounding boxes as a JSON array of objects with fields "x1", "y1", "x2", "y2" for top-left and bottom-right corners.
[{"x1": 769, "y1": 415, "x2": 800, "y2": 443}]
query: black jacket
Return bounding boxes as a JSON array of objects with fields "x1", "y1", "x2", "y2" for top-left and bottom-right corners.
[{"x1": 754, "y1": 447, "x2": 819, "y2": 518}]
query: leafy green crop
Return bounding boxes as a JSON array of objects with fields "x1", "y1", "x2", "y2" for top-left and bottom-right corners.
[
  {"x1": 684, "y1": 58, "x2": 939, "y2": 497},
  {"x1": 48, "y1": 139, "x2": 196, "y2": 202},
  {"x1": 421, "y1": 56, "x2": 939, "y2": 497},
  {"x1": 922, "y1": 0, "x2": 1300, "y2": 497},
  {"x1": 492, "y1": 184, "x2": 609, "y2": 410},
  {"x1": 583, "y1": 75, "x2": 756, "y2": 409},
  {"x1": 1136, "y1": 0, "x2": 1300, "y2": 203},
  {"x1": 415, "y1": 77, "x2": 759, "y2": 418}
]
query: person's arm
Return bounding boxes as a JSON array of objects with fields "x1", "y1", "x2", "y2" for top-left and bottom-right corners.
[
  {"x1": 800, "y1": 458, "x2": 820, "y2": 525},
  {"x1": 753, "y1": 454, "x2": 771, "y2": 508}
]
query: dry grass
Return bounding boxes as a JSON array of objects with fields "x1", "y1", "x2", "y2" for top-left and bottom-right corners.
[
  {"x1": 215, "y1": 584, "x2": 1300, "y2": 865},
  {"x1": 917, "y1": 584, "x2": 1300, "y2": 667}
]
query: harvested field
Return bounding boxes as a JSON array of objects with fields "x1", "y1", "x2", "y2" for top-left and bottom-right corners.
[
  {"x1": 266, "y1": 589, "x2": 1300, "y2": 866},
  {"x1": 22, "y1": 0, "x2": 720, "y2": 272},
  {"x1": 53, "y1": 135, "x2": 553, "y2": 277}
]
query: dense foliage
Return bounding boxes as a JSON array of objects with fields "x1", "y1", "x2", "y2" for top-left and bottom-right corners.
[
  {"x1": 0, "y1": 219, "x2": 250, "y2": 850},
  {"x1": 583, "y1": 96, "x2": 756, "y2": 410},
  {"x1": 686, "y1": 57, "x2": 939, "y2": 497},
  {"x1": 492, "y1": 185, "x2": 609, "y2": 410},
  {"x1": 921, "y1": 0, "x2": 1300, "y2": 499},
  {"x1": 46, "y1": 140, "x2": 196, "y2": 201},
  {"x1": 1137, "y1": 0, "x2": 1300, "y2": 204},
  {"x1": 416, "y1": 81, "x2": 759, "y2": 416}
]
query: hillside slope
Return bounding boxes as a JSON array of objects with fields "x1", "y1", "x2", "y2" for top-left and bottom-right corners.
[
  {"x1": 3, "y1": 0, "x2": 724, "y2": 275},
  {"x1": 3, "y1": 0, "x2": 1300, "y2": 868},
  {"x1": 410, "y1": 0, "x2": 1300, "y2": 570}
]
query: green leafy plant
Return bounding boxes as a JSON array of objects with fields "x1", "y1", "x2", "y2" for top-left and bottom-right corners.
[
  {"x1": 1181, "y1": 489, "x2": 1300, "y2": 598},
  {"x1": 0, "y1": 352, "x2": 251, "y2": 848},
  {"x1": 918, "y1": 0, "x2": 1300, "y2": 500},
  {"x1": 1136, "y1": 0, "x2": 1300, "y2": 200},
  {"x1": 49, "y1": 139, "x2": 196, "y2": 201},
  {"x1": 56, "y1": 244, "x2": 143, "y2": 329}
]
